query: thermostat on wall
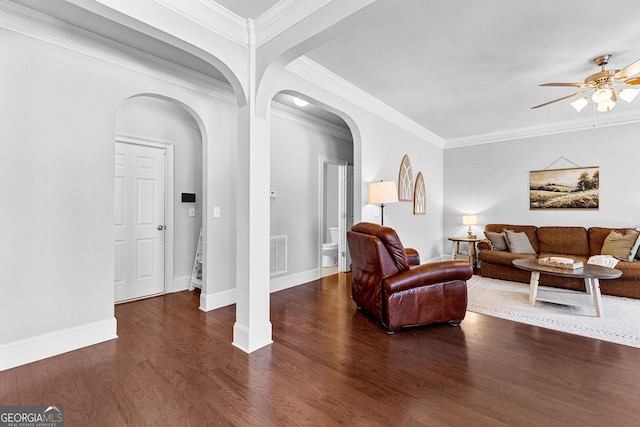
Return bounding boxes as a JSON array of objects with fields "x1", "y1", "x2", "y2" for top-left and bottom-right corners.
[{"x1": 181, "y1": 193, "x2": 196, "y2": 203}]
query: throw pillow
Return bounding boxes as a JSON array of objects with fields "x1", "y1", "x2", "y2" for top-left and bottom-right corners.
[
  {"x1": 629, "y1": 229, "x2": 640, "y2": 262},
  {"x1": 601, "y1": 229, "x2": 640, "y2": 261},
  {"x1": 484, "y1": 231, "x2": 508, "y2": 251},
  {"x1": 503, "y1": 230, "x2": 536, "y2": 254}
]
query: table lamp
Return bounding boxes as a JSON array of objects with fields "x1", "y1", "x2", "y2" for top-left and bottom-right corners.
[
  {"x1": 368, "y1": 181, "x2": 398, "y2": 225},
  {"x1": 462, "y1": 214, "x2": 477, "y2": 238}
]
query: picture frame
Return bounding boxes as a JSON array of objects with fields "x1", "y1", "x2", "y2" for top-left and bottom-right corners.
[
  {"x1": 413, "y1": 172, "x2": 426, "y2": 215},
  {"x1": 398, "y1": 154, "x2": 413, "y2": 201},
  {"x1": 529, "y1": 166, "x2": 599, "y2": 210}
]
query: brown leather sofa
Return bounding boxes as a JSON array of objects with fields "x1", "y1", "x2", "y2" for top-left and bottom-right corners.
[
  {"x1": 347, "y1": 222, "x2": 473, "y2": 333},
  {"x1": 478, "y1": 224, "x2": 640, "y2": 299}
]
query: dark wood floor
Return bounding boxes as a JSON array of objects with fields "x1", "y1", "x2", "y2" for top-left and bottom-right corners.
[{"x1": 2, "y1": 273, "x2": 639, "y2": 426}]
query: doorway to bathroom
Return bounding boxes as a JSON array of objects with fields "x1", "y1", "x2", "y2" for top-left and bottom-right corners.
[{"x1": 320, "y1": 156, "x2": 353, "y2": 277}]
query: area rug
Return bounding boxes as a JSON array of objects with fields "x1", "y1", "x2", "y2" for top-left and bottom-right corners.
[{"x1": 466, "y1": 275, "x2": 640, "y2": 348}]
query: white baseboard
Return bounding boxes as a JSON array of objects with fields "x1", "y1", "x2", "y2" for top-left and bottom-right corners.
[
  {"x1": 232, "y1": 321, "x2": 273, "y2": 353},
  {"x1": 0, "y1": 317, "x2": 118, "y2": 371},
  {"x1": 198, "y1": 269, "x2": 320, "y2": 312},
  {"x1": 200, "y1": 287, "x2": 236, "y2": 312},
  {"x1": 270, "y1": 268, "x2": 319, "y2": 293}
]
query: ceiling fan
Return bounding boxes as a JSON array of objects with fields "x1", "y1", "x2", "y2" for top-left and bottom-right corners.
[{"x1": 531, "y1": 54, "x2": 640, "y2": 112}]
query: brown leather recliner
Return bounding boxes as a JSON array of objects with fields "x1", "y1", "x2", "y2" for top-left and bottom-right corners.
[{"x1": 347, "y1": 222, "x2": 473, "y2": 333}]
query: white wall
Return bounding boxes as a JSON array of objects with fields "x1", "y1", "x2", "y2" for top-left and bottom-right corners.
[
  {"x1": 443, "y1": 122, "x2": 640, "y2": 245},
  {"x1": 359, "y1": 122, "x2": 445, "y2": 261}
]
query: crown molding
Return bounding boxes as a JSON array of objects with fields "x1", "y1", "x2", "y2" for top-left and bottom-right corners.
[
  {"x1": 0, "y1": 1, "x2": 236, "y2": 102},
  {"x1": 254, "y1": 0, "x2": 332, "y2": 48},
  {"x1": 444, "y1": 110, "x2": 640, "y2": 148},
  {"x1": 271, "y1": 101, "x2": 353, "y2": 141},
  {"x1": 153, "y1": 0, "x2": 248, "y2": 47},
  {"x1": 286, "y1": 56, "x2": 445, "y2": 148}
]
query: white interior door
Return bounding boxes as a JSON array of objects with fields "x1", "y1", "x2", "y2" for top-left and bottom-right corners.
[
  {"x1": 114, "y1": 142, "x2": 166, "y2": 302},
  {"x1": 338, "y1": 164, "x2": 348, "y2": 272},
  {"x1": 345, "y1": 165, "x2": 354, "y2": 270}
]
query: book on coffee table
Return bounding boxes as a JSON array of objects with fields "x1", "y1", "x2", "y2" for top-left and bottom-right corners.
[{"x1": 538, "y1": 257, "x2": 584, "y2": 269}]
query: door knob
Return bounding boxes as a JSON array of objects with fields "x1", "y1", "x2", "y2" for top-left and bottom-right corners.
[{"x1": 157, "y1": 225, "x2": 165, "y2": 230}]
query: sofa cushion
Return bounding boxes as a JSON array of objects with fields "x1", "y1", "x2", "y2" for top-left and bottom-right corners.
[
  {"x1": 601, "y1": 229, "x2": 640, "y2": 261},
  {"x1": 504, "y1": 230, "x2": 536, "y2": 254},
  {"x1": 485, "y1": 224, "x2": 538, "y2": 252},
  {"x1": 588, "y1": 227, "x2": 631, "y2": 256},
  {"x1": 614, "y1": 260, "x2": 640, "y2": 280},
  {"x1": 478, "y1": 251, "x2": 536, "y2": 268},
  {"x1": 484, "y1": 231, "x2": 508, "y2": 251},
  {"x1": 478, "y1": 248, "x2": 536, "y2": 266},
  {"x1": 537, "y1": 226, "x2": 589, "y2": 256}
]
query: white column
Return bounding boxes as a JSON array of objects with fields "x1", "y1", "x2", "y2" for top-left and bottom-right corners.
[{"x1": 232, "y1": 30, "x2": 273, "y2": 352}]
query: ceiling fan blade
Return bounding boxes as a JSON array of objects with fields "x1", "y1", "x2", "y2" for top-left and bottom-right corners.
[
  {"x1": 625, "y1": 77, "x2": 640, "y2": 85},
  {"x1": 531, "y1": 90, "x2": 590, "y2": 109},
  {"x1": 539, "y1": 82, "x2": 587, "y2": 87},
  {"x1": 614, "y1": 59, "x2": 640, "y2": 80}
]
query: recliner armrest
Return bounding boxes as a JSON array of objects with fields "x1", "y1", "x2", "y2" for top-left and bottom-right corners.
[
  {"x1": 383, "y1": 260, "x2": 473, "y2": 294},
  {"x1": 405, "y1": 248, "x2": 420, "y2": 265}
]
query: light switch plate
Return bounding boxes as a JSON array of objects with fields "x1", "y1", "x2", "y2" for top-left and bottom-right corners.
[
  {"x1": 213, "y1": 206, "x2": 221, "y2": 218},
  {"x1": 188, "y1": 207, "x2": 195, "y2": 217}
]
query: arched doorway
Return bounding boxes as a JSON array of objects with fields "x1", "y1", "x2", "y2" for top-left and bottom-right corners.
[
  {"x1": 114, "y1": 95, "x2": 204, "y2": 302},
  {"x1": 269, "y1": 92, "x2": 355, "y2": 288}
]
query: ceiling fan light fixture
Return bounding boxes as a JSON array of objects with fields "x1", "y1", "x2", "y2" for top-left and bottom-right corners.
[
  {"x1": 597, "y1": 99, "x2": 616, "y2": 112},
  {"x1": 570, "y1": 97, "x2": 590, "y2": 112},
  {"x1": 534, "y1": 54, "x2": 640, "y2": 111},
  {"x1": 619, "y1": 88, "x2": 640, "y2": 103},
  {"x1": 592, "y1": 88, "x2": 613, "y2": 104}
]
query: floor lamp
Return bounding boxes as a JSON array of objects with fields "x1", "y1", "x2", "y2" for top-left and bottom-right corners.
[{"x1": 368, "y1": 181, "x2": 399, "y2": 225}]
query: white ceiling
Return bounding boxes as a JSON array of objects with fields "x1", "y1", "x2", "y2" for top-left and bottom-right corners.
[
  {"x1": 14, "y1": 0, "x2": 640, "y2": 145},
  {"x1": 212, "y1": 0, "x2": 279, "y2": 20},
  {"x1": 222, "y1": 0, "x2": 640, "y2": 144}
]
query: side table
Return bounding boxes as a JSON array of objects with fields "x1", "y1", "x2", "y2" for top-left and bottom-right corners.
[{"x1": 448, "y1": 236, "x2": 481, "y2": 271}]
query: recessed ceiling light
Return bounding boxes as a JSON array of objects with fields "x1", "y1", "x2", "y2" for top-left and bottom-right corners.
[{"x1": 292, "y1": 96, "x2": 309, "y2": 107}]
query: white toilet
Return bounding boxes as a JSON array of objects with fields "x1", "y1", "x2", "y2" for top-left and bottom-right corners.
[{"x1": 322, "y1": 227, "x2": 339, "y2": 267}]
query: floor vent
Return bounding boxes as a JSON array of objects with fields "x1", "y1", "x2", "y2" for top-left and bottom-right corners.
[{"x1": 270, "y1": 235, "x2": 287, "y2": 275}]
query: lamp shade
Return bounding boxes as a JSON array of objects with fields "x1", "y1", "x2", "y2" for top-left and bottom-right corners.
[
  {"x1": 619, "y1": 88, "x2": 640, "y2": 103},
  {"x1": 462, "y1": 214, "x2": 477, "y2": 226},
  {"x1": 368, "y1": 181, "x2": 399, "y2": 204},
  {"x1": 597, "y1": 99, "x2": 615, "y2": 112},
  {"x1": 570, "y1": 97, "x2": 589, "y2": 112},
  {"x1": 592, "y1": 88, "x2": 613, "y2": 104}
]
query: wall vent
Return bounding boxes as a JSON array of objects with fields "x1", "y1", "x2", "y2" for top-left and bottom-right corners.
[{"x1": 270, "y1": 235, "x2": 287, "y2": 275}]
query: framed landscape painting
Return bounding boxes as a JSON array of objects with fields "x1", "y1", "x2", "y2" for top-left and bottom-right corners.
[{"x1": 529, "y1": 166, "x2": 599, "y2": 210}]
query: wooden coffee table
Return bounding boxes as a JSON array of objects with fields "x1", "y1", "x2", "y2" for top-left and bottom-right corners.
[{"x1": 512, "y1": 258, "x2": 621, "y2": 317}]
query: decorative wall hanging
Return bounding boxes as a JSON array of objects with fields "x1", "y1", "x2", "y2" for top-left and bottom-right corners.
[
  {"x1": 529, "y1": 166, "x2": 599, "y2": 210},
  {"x1": 413, "y1": 172, "x2": 426, "y2": 215},
  {"x1": 398, "y1": 154, "x2": 413, "y2": 201}
]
